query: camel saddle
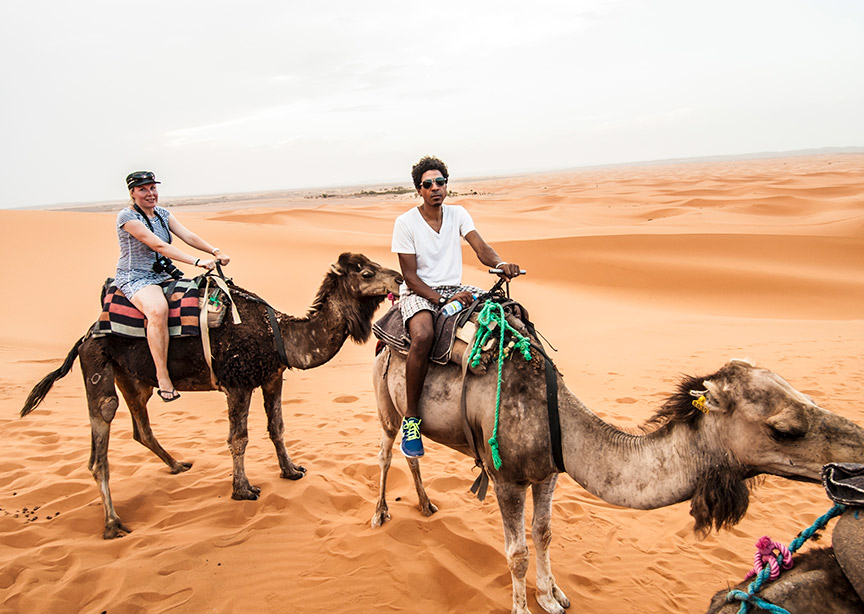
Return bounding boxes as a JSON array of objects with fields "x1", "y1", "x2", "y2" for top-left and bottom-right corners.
[
  {"x1": 824, "y1": 463, "x2": 864, "y2": 601},
  {"x1": 93, "y1": 273, "x2": 242, "y2": 388},
  {"x1": 372, "y1": 302, "x2": 495, "y2": 373},
  {"x1": 94, "y1": 274, "x2": 238, "y2": 339},
  {"x1": 374, "y1": 298, "x2": 565, "y2": 501}
]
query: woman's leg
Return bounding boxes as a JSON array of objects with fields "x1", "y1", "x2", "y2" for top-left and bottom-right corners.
[{"x1": 129, "y1": 284, "x2": 175, "y2": 394}]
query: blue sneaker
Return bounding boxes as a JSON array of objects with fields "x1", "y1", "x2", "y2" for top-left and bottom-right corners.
[{"x1": 400, "y1": 416, "x2": 425, "y2": 458}]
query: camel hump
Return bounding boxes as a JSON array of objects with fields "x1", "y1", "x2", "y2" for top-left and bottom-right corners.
[
  {"x1": 824, "y1": 463, "x2": 864, "y2": 601},
  {"x1": 834, "y1": 509, "x2": 864, "y2": 601}
]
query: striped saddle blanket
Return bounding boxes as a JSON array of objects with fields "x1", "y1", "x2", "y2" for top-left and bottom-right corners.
[{"x1": 93, "y1": 278, "x2": 201, "y2": 338}]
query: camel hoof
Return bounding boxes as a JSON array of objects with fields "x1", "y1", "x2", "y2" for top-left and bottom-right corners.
[
  {"x1": 371, "y1": 509, "x2": 391, "y2": 528},
  {"x1": 170, "y1": 461, "x2": 193, "y2": 474},
  {"x1": 536, "y1": 586, "x2": 570, "y2": 613},
  {"x1": 232, "y1": 485, "x2": 261, "y2": 500},
  {"x1": 281, "y1": 464, "x2": 306, "y2": 480},
  {"x1": 103, "y1": 521, "x2": 132, "y2": 539},
  {"x1": 419, "y1": 501, "x2": 438, "y2": 517}
]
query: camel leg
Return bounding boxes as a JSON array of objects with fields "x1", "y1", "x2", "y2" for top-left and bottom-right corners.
[
  {"x1": 260, "y1": 372, "x2": 306, "y2": 480},
  {"x1": 495, "y1": 480, "x2": 532, "y2": 614},
  {"x1": 114, "y1": 372, "x2": 192, "y2": 474},
  {"x1": 371, "y1": 426, "x2": 396, "y2": 528},
  {"x1": 81, "y1": 353, "x2": 131, "y2": 539},
  {"x1": 531, "y1": 475, "x2": 570, "y2": 613},
  {"x1": 405, "y1": 456, "x2": 438, "y2": 517},
  {"x1": 225, "y1": 386, "x2": 260, "y2": 500}
]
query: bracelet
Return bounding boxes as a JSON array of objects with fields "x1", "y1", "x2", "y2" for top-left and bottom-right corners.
[
  {"x1": 211, "y1": 247, "x2": 220, "y2": 255},
  {"x1": 194, "y1": 258, "x2": 200, "y2": 266},
  {"x1": 495, "y1": 261, "x2": 507, "y2": 268}
]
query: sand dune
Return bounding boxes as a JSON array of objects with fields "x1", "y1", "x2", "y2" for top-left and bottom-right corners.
[{"x1": 1, "y1": 153, "x2": 863, "y2": 613}]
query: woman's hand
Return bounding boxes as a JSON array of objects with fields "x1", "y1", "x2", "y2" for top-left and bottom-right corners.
[
  {"x1": 215, "y1": 252, "x2": 231, "y2": 265},
  {"x1": 195, "y1": 258, "x2": 218, "y2": 270}
]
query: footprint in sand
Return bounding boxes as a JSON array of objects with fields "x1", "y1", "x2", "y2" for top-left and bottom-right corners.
[{"x1": 332, "y1": 395, "x2": 359, "y2": 403}]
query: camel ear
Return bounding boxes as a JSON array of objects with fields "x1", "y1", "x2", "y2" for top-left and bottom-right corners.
[
  {"x1": 691, "y1": 380, "x2": 725, "y2": 413},
  {"x1": 330, "y1": 262, "x2": 346, "y2": 276}
]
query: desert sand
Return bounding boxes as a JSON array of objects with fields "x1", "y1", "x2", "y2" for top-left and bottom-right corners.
[{"x1": 1, "y1": 153, "x2": 863, "y2": 613}]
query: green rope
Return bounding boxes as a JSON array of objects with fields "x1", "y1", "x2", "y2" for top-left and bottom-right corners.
[{"x1": 467, "y1": 300, "x2": 533, "y2": 470}]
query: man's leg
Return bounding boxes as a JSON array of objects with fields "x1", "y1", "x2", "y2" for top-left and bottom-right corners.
[{"x1": 402, "y1": 310, "x2": 434, "y2": 457}]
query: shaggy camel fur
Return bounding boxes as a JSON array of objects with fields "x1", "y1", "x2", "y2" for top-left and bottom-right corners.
[
  {"x1": 372, "y1": 352, "x2": 864, "y2": 614},
  {"x1": 22, "y1": 252, "x2": 400, "y2": 539},
  {"x1": 706, "y1": 508, "x2": 864, "y2": 613}
]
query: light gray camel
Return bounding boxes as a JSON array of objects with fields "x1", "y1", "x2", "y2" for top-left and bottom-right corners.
[
  {"x1": 21, "y1": 253, "x2": 401, "y2": 538},
  {"x1": 372, "y1": 352, "x2": 864, "y2": 614}
]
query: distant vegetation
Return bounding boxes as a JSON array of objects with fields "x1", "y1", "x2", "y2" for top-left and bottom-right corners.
[
  {"x1": 308, "y1": 186, "x2": 414, "y2": 199},
  {"x1": 307, "y1": 186, "x2": 488, "y2": 199}
]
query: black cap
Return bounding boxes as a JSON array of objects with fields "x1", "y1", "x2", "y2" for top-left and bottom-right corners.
[{"x1": 126, "y1": 171, "x2": 161, "y2": 189}]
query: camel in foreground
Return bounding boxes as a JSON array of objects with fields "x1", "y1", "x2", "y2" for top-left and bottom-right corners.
[
  {"x1": 372, "y1": 350, "x2": 864, "y2": 614},
  {"x1": 706, "y1": 506, "x2": 864, "y2": 613},
  {"x1": 21, "y1": 252, "x2": 401, "y2": 539}
]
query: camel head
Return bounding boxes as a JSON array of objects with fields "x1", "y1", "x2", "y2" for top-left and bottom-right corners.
[
  {"x1": 654, "y1": 359, "x2": 864, "y2": 533},
  {"x1": 316, "y1": 252, "x2": 402, "y2": 343}
]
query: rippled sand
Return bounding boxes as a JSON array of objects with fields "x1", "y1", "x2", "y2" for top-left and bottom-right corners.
[{"x1": 2, "y1": 153, "x2": 863, "y2": 613}]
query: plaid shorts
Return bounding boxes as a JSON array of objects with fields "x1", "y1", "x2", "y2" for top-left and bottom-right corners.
[{"x1": 399, "y1": 284, "x2": 484, "y2": 323}]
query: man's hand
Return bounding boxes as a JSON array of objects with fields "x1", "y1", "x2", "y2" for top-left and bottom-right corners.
[
  {"x1": 447, "y1": 291, "x2": 475, "y2": 308},
  {"x1": 496, "y1": 262, "x2": 521, "y2": 280}
]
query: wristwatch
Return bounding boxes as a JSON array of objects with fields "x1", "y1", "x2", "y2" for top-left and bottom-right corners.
[{"x1": 437, "y1": 296, "x2": 447, "y2": 306}]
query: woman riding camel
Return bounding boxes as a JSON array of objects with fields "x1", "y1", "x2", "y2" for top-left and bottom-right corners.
[{"x1": 116, "y1": 171, "x2": 230, "y2": 402}]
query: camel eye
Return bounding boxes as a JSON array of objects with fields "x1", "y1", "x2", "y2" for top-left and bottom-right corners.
[
  {"x1": 361, "y1": 270, "x2": 375, "y2": 278},
  {"x1": 768, "y1": 424, "x2": 806, "y2": 441}
]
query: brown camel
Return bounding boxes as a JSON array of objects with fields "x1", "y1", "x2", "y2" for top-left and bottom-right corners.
[
  {"x1": 706, "y1": 509, "x2": 864, "y2": 613},
  {"x1": 372, "y1": 350, "x2": 864, "y2": 614},
  {"x1": 21, "y1": 252, "x2": 401, "y2": 539}
]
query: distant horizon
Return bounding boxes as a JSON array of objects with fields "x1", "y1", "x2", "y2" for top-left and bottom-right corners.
[{"x1": 16, "y1": 146, "x2": 864, "y2": 212}]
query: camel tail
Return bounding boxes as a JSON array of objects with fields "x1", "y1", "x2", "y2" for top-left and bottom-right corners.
[{"x1": 20, "y1": 337, "x2": 85, "y2": 417}]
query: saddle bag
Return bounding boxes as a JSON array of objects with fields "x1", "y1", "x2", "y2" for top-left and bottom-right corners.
[{"x1": 198, "y1": 275, "x2": 231, "y2": 328}]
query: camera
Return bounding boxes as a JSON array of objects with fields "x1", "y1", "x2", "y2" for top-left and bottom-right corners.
[{"x1": 153, "y1": 255, "x2": 184, "y2": 280}]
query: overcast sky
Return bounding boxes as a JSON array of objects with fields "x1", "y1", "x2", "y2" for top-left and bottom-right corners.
[{"x1": 1, "y1": 0, "x2": 862, "y2": 208}]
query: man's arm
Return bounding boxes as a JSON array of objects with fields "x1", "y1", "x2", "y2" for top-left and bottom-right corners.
[
  {"x1": 464, "y1": 230, "x2": 521, "y2": 279},
  {"x1": 397, "y1": 253, "x2": 447, "y2": 302}
]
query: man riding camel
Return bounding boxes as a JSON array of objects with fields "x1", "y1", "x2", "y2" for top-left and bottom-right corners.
[{"x1": 391, "y1": 155, "x2": 521, "y2": 457}]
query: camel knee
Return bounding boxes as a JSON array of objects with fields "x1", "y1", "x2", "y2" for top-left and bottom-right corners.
[
  {"x1": 98, "y1": 397, "x2": 119, "y2": 422},
  {"x1": 507, "y1": 545, "x2": 530, "y2": 578},
  {"x1": 227, "y1": 436, "x2": 249, "y2": 456}
]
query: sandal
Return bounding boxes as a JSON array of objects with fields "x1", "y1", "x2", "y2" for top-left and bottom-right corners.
[{"x1": 157, "y1": 389, "x2": 181, "y2": 403}]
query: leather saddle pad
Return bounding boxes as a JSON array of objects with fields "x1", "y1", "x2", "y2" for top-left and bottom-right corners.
[{"x1": 372, "y1": 303, "x2": 463, "y2": 365}]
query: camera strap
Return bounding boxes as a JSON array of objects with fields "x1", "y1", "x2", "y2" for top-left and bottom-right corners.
[{"x1": 132, "y1": 204, "x2": 172, "y2": 244}]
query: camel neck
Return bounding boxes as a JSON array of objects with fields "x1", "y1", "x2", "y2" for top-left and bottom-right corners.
[
  {"x1": 558, "y1": 387, "x2": 711, "y2": 509},
  {"x1": 279, "y1": 301, "x2": 350, "y2": 370}
]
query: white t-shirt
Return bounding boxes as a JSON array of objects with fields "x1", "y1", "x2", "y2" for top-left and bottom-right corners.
[{"x1": 391, "y1": 204, "x2": 476, "y2": 291}]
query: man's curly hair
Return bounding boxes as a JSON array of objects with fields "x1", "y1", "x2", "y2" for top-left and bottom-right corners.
[{"x1": 411, "y1": 156, "x2": 449, "y2": 190}]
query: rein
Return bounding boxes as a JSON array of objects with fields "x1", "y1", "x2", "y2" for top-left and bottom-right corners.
[{"x1": 235, "y1": 269, "x2": 290, "y2": 369}]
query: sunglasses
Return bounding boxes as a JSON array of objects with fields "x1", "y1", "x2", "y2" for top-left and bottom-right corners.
[{"x1": 421, "y1": 177, "x2": 448, "y2": 189}]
